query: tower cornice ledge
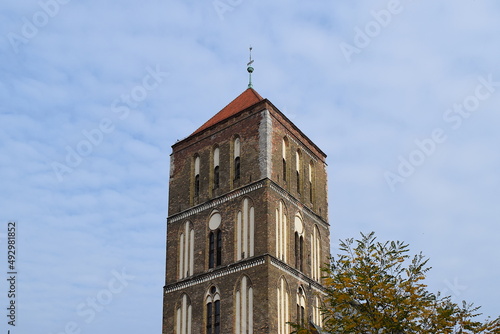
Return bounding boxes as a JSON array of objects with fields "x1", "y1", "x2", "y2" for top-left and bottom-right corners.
[
  {"x1": 163, "y1": 254, "x2": 325, "y2": 294},
  {"x1": 167, "y1": 179, "x2": 266, "y2": 224},
  {"x1": 268, "y1": 181, "x2": 329, "y2": 228},
  {"x1": 166, "y1": 178, "x2": 328, "y2": 228}
]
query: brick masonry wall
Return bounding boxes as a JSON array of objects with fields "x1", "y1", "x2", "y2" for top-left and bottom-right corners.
[
  {"x1": 265, "y1": 187, "x2": 330, "y2": 282},
  {"x1": 163, "y1": 260, "x2": 271, "y2": 333},
  {"x1": 165, "y1": 186, "x2": 268, "y2": 284},
  {"x1": 168, "y1": 104, "x2": 266, "y2": 217},
  {"x1": 266, "y1": 106, "x2": 329, "y2": 223}
]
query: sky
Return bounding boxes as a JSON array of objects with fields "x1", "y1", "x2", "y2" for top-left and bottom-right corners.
[{"x1": 1, "y1": 0, "x2": 499, "y2": 333}]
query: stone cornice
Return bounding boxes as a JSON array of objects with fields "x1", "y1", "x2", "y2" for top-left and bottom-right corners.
[
  {"x1": 163, "y1": 254, "x2": 326, "y2": 295},
  {"x1": 269, "y1": 255, "x2": 325, "y2": 294},
  {"x1": 166, "y1": 179, "x2": 329, "y2": 230},
  {"x1": 269, "y1": 182, "x2": 329, "y2": 229},
  {"x1": 167, "y1": 180, "x2": 266, "y2": 224},
  {"x1": 281, "y1": 125, "x2": 319, "y2": 164},
  {"x1": 164, "y1": 256, "x2": 266, "y2": 294}
]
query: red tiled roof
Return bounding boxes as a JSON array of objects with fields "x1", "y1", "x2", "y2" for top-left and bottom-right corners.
[{"x1": 191, "y1": 88, "x2": 264, "y2": 136}]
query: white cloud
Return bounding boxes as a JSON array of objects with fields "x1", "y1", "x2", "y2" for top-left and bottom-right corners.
[{"x1": 1, "y1": 0, "x2": 499, "y2": 332}]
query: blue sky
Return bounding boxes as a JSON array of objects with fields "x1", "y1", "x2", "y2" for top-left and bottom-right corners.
[{"x1": 1, "y1": 0, "x2": 499, "y2": 332}]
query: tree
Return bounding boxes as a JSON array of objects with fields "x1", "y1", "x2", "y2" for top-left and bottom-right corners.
[{"x1": 292, "y1": 232, "x2": 500, "y2": 334}]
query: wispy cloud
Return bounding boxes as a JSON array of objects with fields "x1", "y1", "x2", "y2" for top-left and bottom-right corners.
[{"x1": 1, "y1": 0, "x2": 500, "y2": 332}]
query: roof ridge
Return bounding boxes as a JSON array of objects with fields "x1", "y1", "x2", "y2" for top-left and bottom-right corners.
[{"x1": 190, "y1": 88, "x2": 264, "y2": 136}]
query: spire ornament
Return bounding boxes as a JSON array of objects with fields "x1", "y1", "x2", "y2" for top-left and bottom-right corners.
[{"x1": 247, "y1": 46, "x2": 254, "y2": 88}]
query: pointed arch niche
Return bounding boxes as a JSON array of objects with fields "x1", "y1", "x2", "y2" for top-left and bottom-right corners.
[
  {"x1": 296, "y1": 286, "x2": 306, "y2": 326},
  {"x1": 193, "y1": 155, "x2": 201, "y2": 199},
  {"x1": 236, "y1": 198, "x2": 255, "y2": 260},
  {"x1": 205, "y1": 286, "x2": 221, "y2": 334},
  {"x1": 175, "y1": 293, "x2": 192, "y2": 334},
  {"x1": 235, "y1": 275, "x2": 254, "y2": 334},
  {"x1": 313, "y1": 295, "x2": 323, "y2": 327},
  {"x1": 277, "y1": 277, "x2": 290, "y2": 334},
  {"x1": 208, "y1": 210, "x2": 222, "y2": 269},
  {"x1": 282, "y1": 137, "x2": 289, "y2": 183},
  {"x1": 276, "y1": 200, "x2": 288, "y2": 262},
  {"x1": 311, "y1": 225, "x2": 321, "y2": 281},
  {"x1": 234, "y1": 136, "x2": 241, "y2": 181},
  {"x1": 294, "y1": 213, "x2": 304, "y2": 272},
  {"x1": 213, "y1": 146, "x2": 220, "y2": 190},
  {"x1": 178, "y1": 221, "x2": 194, "y2": 279}
]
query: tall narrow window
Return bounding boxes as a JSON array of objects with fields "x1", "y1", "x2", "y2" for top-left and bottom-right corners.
[
  {"x1": 309, "y1": 161, "x2": 314, "y2": 203},
  {"x1": 213, "y1": 147, "x2": 220, "y2": 189},
  {"x1": 209, "y1": 230, "x2": 222, "y2": 268},
  {"x1": 179, "y1": 221, "x2": 194, "y2": 279},
  {"x1": 297, "y1": 287, "x2": 306, "y2": 327},
  {"x1": 311, "y1": 225, "x2": 321, "y2": 281},
  {"x1": 276, "y1": 201, "x2": 287, "y2": 262},
  {"x1": 295, "y1": 232, "x2": 299, "y2": 269},
  {"x1": 277, "y1": 277, "x2": 290, "y2": 334},
  {"x1": 209, "y1": 211, "x2": 222, "y2": 269},
  {"x1": 206, "y1": 286, "x2": 221, "y2": 334},
  {"x1": 176, "y1": 294, "x2": 192, "y2": 334},
  {"x1": 294, "y1": 214, "x2": 304, "y2": 272},
  {"x1": 235, "y1": 276, "x2": 254, "y2": 334},
  {"x1": 236, "y1": 198, "x2": 254, "y2": 260},
  {"x1": 214, "y1": 300, "x2": 220, "y2": 334},
  {"x1": 209, "y1": 232, "x2": 215, "y2": 269},
  {"x1": 282, "y1": 159, "x2": 287, "y2": 182},
  {"x1": 206, "y1": 303, "x2": 212, "y2": 333},
  {"x1": 234, "y1": 137, "x2": 241, "y2": 180},
  {"x1": 296, "y1": 150, "x2": 301, "y2": 194},
  {"x1": 194, "y1": 156, "x2": 200, "y2": 197},
  {"x1": 294, "y1": 232, "x2": 304, "y2": 272},
  {"x1": 282, "y1": 138, "x2": 288, "y2": 182},
  {"x1": 216, "y1": 230, "x2": 222, "y2": 266}
]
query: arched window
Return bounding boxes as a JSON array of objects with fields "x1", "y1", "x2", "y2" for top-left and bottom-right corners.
[
  {"x1": 236, "y1": 198, "x2": 254, "y2": 260},
  {"x1": 313, "y1": 295, "x2": 323, "y2": 327},
  {"x1": 276, "y1": 201, "x2": 287, "y2": 262},
  {"x1": 294, "y1": 214, "x2": 304, "y2": 272},
  {"x1": 234, "y1": 137, "x2": 241, "y2": 180},
  {"x1": 235, "y1": 276, "x2": 253, "y2": 334},
  {"x1": 209, "y1": 230, "x2": 222, "y2": 268},
  {"x1": 296, "y1": 150, "x2": 301, "y2": 194},
  {"x1": 209, "y1": 211, "x2": 222, "y2": 269},
  {"x1": 206, "y1": 286, "x2": 221, "y2": 334},
  {"x1": 176, "y1": 294, "x2": 192, "y2": 334},
  {"x1": 311, "y1": 225, "x2": 321, "y2": 281},
  {"x1": 213, "y1": 147, "x2": 220, "y2": 189},
  {"x1": 308, "y1": 161, "x2": 314, "y2": 203},
  {"x1": 282, "y1": 138, "x2": 288, "y2": 182},
  {"x1": 179, "y1": 221, "x2": 194, "y2": 279},
  {"x1": 194, "y1": 156, "x2": 200, "y2": 197},
  {"x1": 277, "y1": 277, "x2": 290, "y2": 334},
  {"x1": 217, "y1": 231, "x2": 222, "y2": 266},
  {"x1": 297, "y1": 287, "x2": 306, "y2": 327}
]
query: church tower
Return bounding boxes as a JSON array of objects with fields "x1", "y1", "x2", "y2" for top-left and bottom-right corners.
[{"x1": 162, "y1": 78, "x2": 330, "y2": 333}]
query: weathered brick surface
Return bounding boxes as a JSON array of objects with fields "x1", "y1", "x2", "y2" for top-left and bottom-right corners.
[
  {"x1": 163, "y1": 94, "x2": 330, "y2": 333},
  {"x1": 163, "y1": 261, "x2": 271, "y2": 333}
]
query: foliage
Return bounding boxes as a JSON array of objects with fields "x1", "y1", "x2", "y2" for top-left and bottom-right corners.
[{"x1": 292, "y1": 232, "x2": 500, "y2": 334}]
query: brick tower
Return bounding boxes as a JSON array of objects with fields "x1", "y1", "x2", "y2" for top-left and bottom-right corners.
[{"x1": 162, "y1": 85, "x2": 330, "y2": 333}]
